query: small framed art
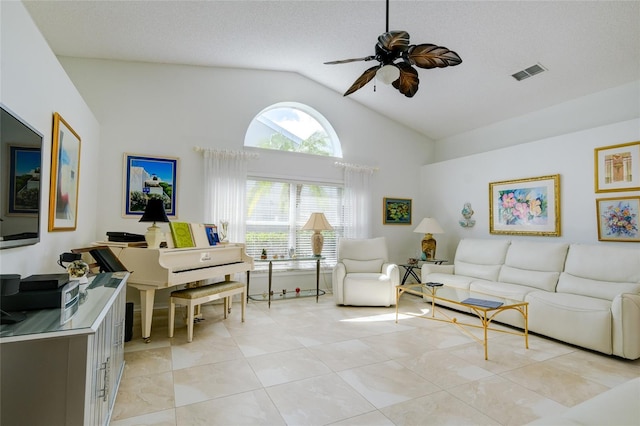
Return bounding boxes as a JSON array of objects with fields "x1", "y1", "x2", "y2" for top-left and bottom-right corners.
[
  {"x1": 383, "y1": 197, "x2": 412, "y2": 225},
  {"x1": 594, "y1": 141, "x2": 640, "y2": 193},
  {"x1": 123, "y1": 153, "x2": 177, "y2": 217},
  {"x1": 489, "y1": 174, "x2": 561, "y2": 236},
  {"x1": 48, "y1": 112, "x2": 81, "y2": 231},
  {"x1": 8, "y1": 145, "x2": 41, "y2": 215},
  {"x1": 596, "y1": 196, "x2": 639, "y2": 242}
]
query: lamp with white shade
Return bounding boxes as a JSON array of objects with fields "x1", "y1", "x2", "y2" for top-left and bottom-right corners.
[
  {"x1": 413, "y1": 217, "x2": 444, "y2": 260},
  {"x1": 301, "y1": 212, "x2": 333, "y2": 257},
  {"x1": 139, "y1": 199, "x2": 170, "y2": 249},
  {"x1": 376, "y1": 64, "x2": 400, "y2": 84}
]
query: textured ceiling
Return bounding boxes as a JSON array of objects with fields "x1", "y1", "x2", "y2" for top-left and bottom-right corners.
[{"x1": 23, "y1": 0, "x2": 640, "y2": 141}]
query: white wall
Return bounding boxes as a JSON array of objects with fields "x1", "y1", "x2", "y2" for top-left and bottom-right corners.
[
  {"x1": 56, "y1": 57, "x2": 433, "y2": 298},
  {"x1": 0, "y1": 2, "x2": 100, "y2": 276},
  {"x1": 434, "y1": 81, "x2": 640, "y2": 162},
  {"x1": 422, "y1": 118, "x2": 640, "y2": 261}
]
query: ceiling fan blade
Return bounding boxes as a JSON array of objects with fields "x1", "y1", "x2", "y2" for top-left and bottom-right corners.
[
  {"x1": 392, "y1": 63, "x2": 419, "y2": 97},
  {"x1": 406, "y1": 44, "x2": 462, "y2": 69},
  {"x1": 324, "y1": 56, "x2": 375, "y2": 65},
  {"x1": 343, "y1": 65, "x2": 380, "y2": 96},
  {"x1": 377, "y1": 31, "x2": 410, "y2": 54}
]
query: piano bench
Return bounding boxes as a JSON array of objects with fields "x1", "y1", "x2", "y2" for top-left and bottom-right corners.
[{"x1": 169, "y1": 280, "x2": 246, "y2": 342}]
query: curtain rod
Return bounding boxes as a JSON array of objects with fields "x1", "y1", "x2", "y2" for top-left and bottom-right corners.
[
  {"x1": 193, "y1": 146, "x2": 259, "y2": 159},
  {"x1": 334, "y1": 161, "x2": 378, "y2": 172}
]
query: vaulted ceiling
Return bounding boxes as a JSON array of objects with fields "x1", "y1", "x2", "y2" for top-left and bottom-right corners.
[{"x1": 23, "y1": 1, "x2": 640, "y2": 141}]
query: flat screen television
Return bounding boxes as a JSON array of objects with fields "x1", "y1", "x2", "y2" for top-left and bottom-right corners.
[{"x1": 0, "y1": 104, "x2": 43, "y2": 249}]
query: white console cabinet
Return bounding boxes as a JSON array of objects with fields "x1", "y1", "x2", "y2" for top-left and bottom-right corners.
[{"x1": 0, "y1": 272, "x2": 129, "y2": 426}]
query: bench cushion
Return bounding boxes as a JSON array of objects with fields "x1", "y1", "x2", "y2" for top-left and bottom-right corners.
[{"x1": 171, "y1": 281, "x2": 245, "y2": 299}]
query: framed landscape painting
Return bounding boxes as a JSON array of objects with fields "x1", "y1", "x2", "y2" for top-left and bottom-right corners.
[
  {"x1": 123, "y1": 153, "x2": 177, "y2": 217},
  {"x1": 383, "y1": 197, "x2": 412, "y2": 225},
  {"x1": 489, "y1": 174, "x2": 561, "y2": 236},
  {"x1": 596, "y1": 196, "x2": 639, "y2": 242},
  {"x1": 48, "y1": 113, "x2": 81, "y2": 231},
  {"x1": 594, "y1": 141, "x2": 640, "y2": 193},
  {"x1": 8, "y1": 145, "x2": 41, "y2": 215}
]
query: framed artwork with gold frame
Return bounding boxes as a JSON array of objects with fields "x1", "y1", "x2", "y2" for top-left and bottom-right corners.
[
  {"x1": 48, "y1": 112, "x2": 81, "y2": 231},
  {"x1": 383, "y1": 197, "x2": 412, "y2": 225},
  {"x1": 489, "y1": 174, "x2": 561, "y2": 236},
  {"x1": 596, "y1": 196, "x2": 639, "y2": 242},
  {"x1": 594, "y1": 141, "x2": 640, "y2": 193}
]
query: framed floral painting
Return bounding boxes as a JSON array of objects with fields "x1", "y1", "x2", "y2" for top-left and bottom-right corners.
[
  {"x1": 383, "y1": 197, "x2": 412, "y2": 225},
  {"x1": 596, "y1": 196, "x2": 639, "y2": 242},
  {"x1": 489, "y1": 174, "x2": 561, "y2": 236}
]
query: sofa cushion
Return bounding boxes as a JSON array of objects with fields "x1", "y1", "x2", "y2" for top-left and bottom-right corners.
[
  {"x1": 455, "y1": 262, "x2": 503, "y2": 282},
  {"x1": 499, "y1": 266, "x2": 561, "y2": 292},
  {"x1": 454, "y1": 239, "x2": 511, "y2": 281},
  {"x1": 342, "y1": 258, "x2": 384, "y2": 273},
  {"x1": 497, "y1": 241, "x2": 569, "y2": 291},
  {"x1": 557, "y1": 273, "x2": 640, "y2": 301},
  {"x1": 470, "y1": 280, "x2": 534, "y2": 301},
  {"x1": 421, "y1": 272, "x2": 475, "y2": 290},
  {"x1": 526, "y1": 291, "x2": 612, "y2": 354},
  {"x1": 564, "y1": 244, "x2": 640, "y2": 283},
  {"x1": 504, "y1": 240, "x2": 569, "y2": 272}
]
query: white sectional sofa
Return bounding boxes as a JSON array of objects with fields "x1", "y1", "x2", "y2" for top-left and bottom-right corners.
[{"x1": 421, "y1": 239, "x2": 640, "y2": 359}]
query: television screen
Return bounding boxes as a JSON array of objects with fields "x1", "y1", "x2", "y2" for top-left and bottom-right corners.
[{"x1": 0, "y1": 104, "x2": 43, "y2": 249}]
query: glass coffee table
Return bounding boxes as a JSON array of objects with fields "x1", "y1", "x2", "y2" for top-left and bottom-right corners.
[{"x1": 396, "y1": 283, "x2": 529, "y2": 360}]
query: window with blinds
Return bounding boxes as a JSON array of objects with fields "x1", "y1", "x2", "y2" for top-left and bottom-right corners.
[{"x1": 246, "y1": 178, "x2": 342, "y2": 269}]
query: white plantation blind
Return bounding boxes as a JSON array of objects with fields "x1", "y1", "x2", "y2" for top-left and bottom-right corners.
[{"x1": 246, "y1": 178, "x2": 342, "y2": 267}]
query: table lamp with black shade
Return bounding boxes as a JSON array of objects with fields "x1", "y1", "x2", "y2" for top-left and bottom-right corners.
[{"x1": 139, "y1": 199, "x2": 169, "y2": 249}]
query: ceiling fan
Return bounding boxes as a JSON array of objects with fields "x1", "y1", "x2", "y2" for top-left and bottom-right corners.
[{"x1": 325, "y1": 0, "x2": 462, "y2": 98}]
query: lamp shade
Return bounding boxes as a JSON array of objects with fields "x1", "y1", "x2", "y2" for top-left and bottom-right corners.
[
  {"x1": 301, "y1": 212, "x2": 333, "y2": 231},
  {"x1": 413, "y1": 217, "x2": 444, "y2": 234},
  {"x1": 376, "y1": 64, "x2": 400, "y2": 84},
  {"x1": 302, "y1": 212, "x2": 332, "y2": 256},
  {"x1": 413, "y1": 217, "x2": 444, "y2": 261},
  {"x1": 139, "y1": 199, "x2": 169, "y2": 249},
  {"x1": 139, "y1": 199, "x2": 169, "y2": 223}
]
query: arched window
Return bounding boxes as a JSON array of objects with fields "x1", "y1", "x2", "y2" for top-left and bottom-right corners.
[
  {"x1": 244, "y1": 102, "x2": 342, "y2": 157},
  {"x1": 244, "y1": 103, "x2": 343, "y2": 265}
]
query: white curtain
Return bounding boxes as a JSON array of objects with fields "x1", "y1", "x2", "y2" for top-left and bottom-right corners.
[
  {"x1": 336, "y1": 162, "x2": 377, "y2": 239},
  {"x1": 196, "y1": 147, "x2": 258, "y2": 243}
]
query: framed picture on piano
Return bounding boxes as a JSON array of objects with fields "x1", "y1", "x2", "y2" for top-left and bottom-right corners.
[{"x1": 123, "y1": 153, "x2": 178, "y2": 217}]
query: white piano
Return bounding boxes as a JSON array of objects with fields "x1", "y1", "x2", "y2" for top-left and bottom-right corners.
[{"x1": 114, "y1": 243, "x2": 253, "y2": 341}]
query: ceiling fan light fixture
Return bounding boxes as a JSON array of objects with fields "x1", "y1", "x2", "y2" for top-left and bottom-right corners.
[
  {"x1": 325, "y1": 0, "x2": 461, "y2": 97},
  {"x1": 377, "y1": 64, "x2": 400, "y2": 84}
]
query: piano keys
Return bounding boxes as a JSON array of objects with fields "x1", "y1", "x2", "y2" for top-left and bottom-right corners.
[{"x1": 114, "y1": 243, "x2": 254, "y2": 341}]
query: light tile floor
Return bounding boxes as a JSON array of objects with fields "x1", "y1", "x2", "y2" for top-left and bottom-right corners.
[{"x1": 111, "y1": 292, "x2": 640, "y2": 425}]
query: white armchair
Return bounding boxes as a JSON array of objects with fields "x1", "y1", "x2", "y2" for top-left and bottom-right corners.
[{"x1": 332, "y1": 237, "x2": 399, "y2": 306}]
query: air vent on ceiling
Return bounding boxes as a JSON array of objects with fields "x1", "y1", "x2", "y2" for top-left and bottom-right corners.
[{"x1": 512, "y1": 63, "x2": 547, "y2": 81}]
